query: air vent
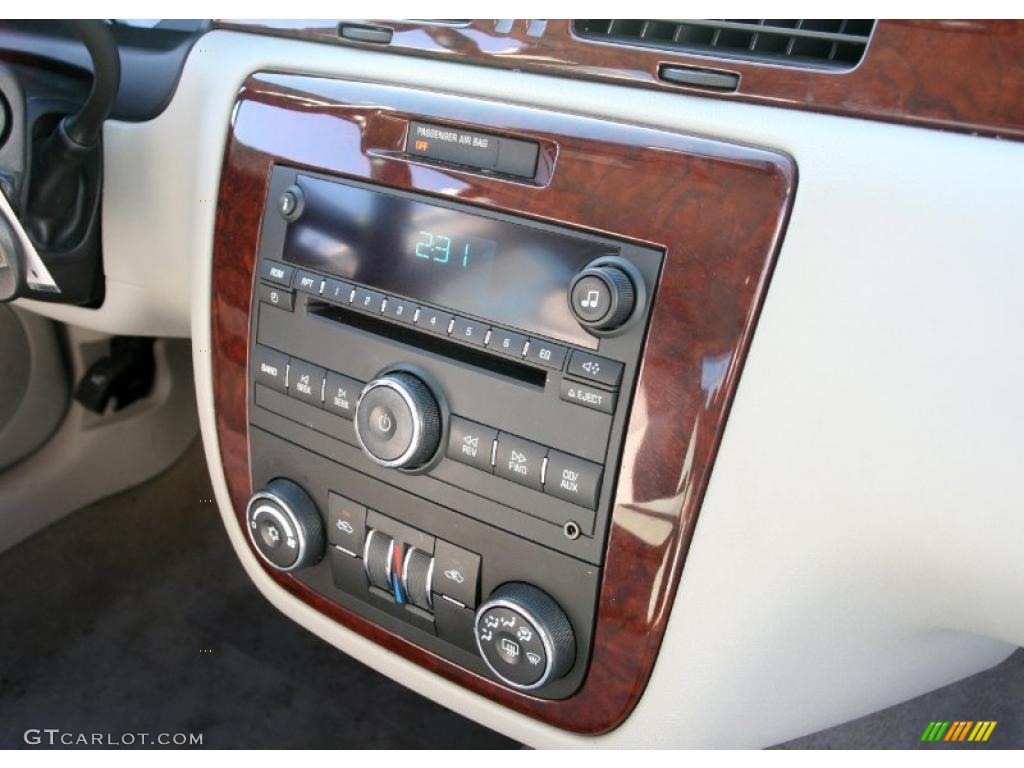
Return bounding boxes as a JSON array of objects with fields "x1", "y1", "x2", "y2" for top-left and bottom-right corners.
[{"x1": 574, "y1": 19, "x2": 876, "y2": 70}]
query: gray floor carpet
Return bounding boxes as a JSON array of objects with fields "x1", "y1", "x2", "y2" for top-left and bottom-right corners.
[
  {"x1": 0, "y1": 439, "x2": 1020, "y2": 748},
  {"x1": 0, "y1": 440, "x2": 517, "y2": 748},
  {"x1": 776, "y1": 648, "x2": 1024, "y2": 749}
]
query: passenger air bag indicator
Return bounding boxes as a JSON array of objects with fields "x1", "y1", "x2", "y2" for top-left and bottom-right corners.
[{"x1": 406, "y1": 121, "x2": 539, "y2": 179}]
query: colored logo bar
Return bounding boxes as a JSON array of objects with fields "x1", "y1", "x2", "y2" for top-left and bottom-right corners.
[{"x1": 921, "y1": 721, "x2": 997, "y2": 742}]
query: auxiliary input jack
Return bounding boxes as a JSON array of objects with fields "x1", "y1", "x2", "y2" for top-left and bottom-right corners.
[{"x1": 563, "y1": 521, "x2": 581, "y2": 540}]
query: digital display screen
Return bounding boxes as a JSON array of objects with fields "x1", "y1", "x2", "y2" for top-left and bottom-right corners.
[{"x1": 283, "y1": 176, "x2": 614, "y2": 348}]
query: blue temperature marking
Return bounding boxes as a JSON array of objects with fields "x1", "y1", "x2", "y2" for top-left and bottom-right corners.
[{"x1": 392, "y1": 569, "x2": 404, "y2": 604}]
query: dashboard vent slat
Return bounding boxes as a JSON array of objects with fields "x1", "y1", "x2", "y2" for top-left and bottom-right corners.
[{"x1": 574, "y1": 19, "x2": 876, "y2": 70}]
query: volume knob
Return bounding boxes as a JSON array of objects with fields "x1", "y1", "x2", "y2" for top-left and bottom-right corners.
[{"x1": 354, "y1": 372, "x2": 442, "y2": 469}]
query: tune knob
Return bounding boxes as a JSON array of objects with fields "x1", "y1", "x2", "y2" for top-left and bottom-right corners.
[
  {"x1": 475, "y1": 583, "x2": 576, "y2": 691},
  {"x1": 568, "y1": 261, "x2": 637, "y2": 332},
  {"x1": 354, "y1": 371, "x2": 441, "y2": 469},
  {"x1": 245, "y1": 478, "x2": 325, "y2": 572}
]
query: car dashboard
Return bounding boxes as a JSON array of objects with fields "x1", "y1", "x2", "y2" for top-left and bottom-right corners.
[{"x1": 3, "y1": 18, "x2": 1023, "y2": 749}]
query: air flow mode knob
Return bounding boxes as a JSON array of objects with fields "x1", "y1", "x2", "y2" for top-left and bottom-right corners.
[
  {"x1": 475, "y1": 583, "x2": 576, "y2": 691},
  {"x1": 354, "y1": 372, "x2": 442, "y2": 469},
  {"x1": 568, "y1": 262, "x2": 637, "y2": 332},
  {"x1": 245, "y1": 478, "x2": 325, "y2": 572}
]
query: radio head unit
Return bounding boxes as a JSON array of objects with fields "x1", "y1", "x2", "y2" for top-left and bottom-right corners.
[{"x1": 245, "y1": 165, "x2": 662, "y2": 697}]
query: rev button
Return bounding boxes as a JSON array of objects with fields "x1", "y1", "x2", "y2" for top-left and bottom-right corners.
[{"x1": 447, "y1": 416, "x2": 497, "y2": 473}]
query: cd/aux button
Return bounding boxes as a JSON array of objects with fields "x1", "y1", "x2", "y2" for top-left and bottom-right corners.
[{"x1": 544, "y1": 450, "x2": 602, "y2": 510}]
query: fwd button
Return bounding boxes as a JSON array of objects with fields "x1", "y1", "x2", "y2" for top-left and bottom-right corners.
[{"x1": 494, "y1": 433, "x2": 546, "y2": 491}]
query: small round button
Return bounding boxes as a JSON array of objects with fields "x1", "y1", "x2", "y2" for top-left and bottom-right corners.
[
  {"x1": 568, "y1": 261, "x2": 638, "y2": 333},
  {"x1": 278, "y1": 185, "x2": 304, "y2": 221},
  {"x1": 356, "y1": 385, "x2": 415, "y2": 463},
  {"x1": 368, "y1": 404, "x2": 398, "y2": 441},
  {"x1": 354, "y1": 372, "x2": 442, "y2": 469},
  {"x1": 570, "y1": 275, "x2": 612, "y2": 324}
]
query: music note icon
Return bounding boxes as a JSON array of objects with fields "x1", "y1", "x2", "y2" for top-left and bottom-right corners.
[{"x1": 580, "y1": 289, "x2": 601, "y2": 310}]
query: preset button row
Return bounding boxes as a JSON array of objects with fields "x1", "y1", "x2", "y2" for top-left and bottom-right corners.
[{"x1": 259, "y1": 259, "x2": 571, "y2": 371}]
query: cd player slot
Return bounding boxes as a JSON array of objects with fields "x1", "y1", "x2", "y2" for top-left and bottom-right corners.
[{"x1": 307, "y1": 300, "x2": 547, "y2": 389}]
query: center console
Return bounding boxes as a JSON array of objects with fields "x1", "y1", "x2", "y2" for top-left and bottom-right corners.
[
  {"x1": 248, "y1": 166, "x2": 661, "y2": 696},
  {"x1": 212, "y1": 72, "x2": 794, "y2": 731}
]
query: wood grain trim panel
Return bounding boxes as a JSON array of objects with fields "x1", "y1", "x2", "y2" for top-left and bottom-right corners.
[
  {"x1": 212, "y1": 73, "x2": 795, "y2": 733},
  {"x1": 214, "y1": 19, "x2": 1024, "y2": 141}
]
